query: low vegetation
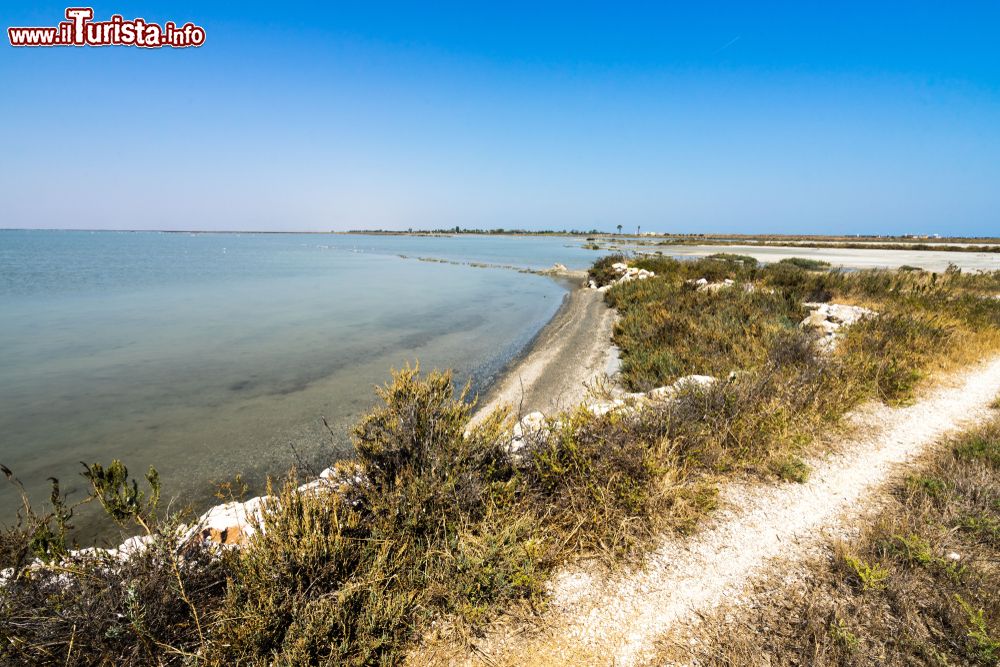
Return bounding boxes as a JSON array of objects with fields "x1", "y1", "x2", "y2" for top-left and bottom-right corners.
[
  {"x1": 658, "y1": 410, "x2": 1000, "y2": 665},
  {"x1": 2, "y1": 256, "x2": 999, "y2": 664},
  {"x1": 777, "y1": 256, "x2": 832, "y2": 270},
  {"x1": 598, "y1": 254, "x2": 999, "y2": 392}
]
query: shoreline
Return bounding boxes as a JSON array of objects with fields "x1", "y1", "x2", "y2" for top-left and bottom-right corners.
[
  {"x1": 471, "y1": 271, "x2": 618, "y2": 424},
  {"x1": 16, "y1": 266, "x2": 611, "y2": 549},
  {"x1": 71, "y1": 269, "x2": 616, "y2": 550}
]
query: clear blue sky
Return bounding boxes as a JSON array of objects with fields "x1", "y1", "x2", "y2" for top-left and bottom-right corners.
[{"x1": 2, "y1": 2, "x2": 999, "y2": 234}]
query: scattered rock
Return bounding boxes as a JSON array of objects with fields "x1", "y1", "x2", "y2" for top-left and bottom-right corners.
[
  {"x1": 686, "y1": 277, "x2": 737, "y2": 293},
  {"x1": 646, "y1": 385, "x2": 677, "y2": 401},
  {"x1": 684, "y1": 277, "x2": 764, "y2": 293},
  {"x1": 113, "y1": 534, "x2": 156, "y2": 558},
  {"x1": 194, "y1": 495, "x2": 269, "y2": 546},
  {"x1": 647, "y1": 374, "x2": 719, "y2": 402},
  {"x1": 674, "y1": 374, "x2": 718, "y2": 390},
  {"x1": 590, "y1": 262, "x2": 656, "y2": 291},
  {"x1": 800, "y1": 302, "x2": 876, "y2": 349},
  {"x1": 586, "y1": 398, "x2": 628, "y2": 417}
]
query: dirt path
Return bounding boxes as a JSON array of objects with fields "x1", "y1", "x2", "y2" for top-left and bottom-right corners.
[
  {"x1": 471, "y1": 283, "x2": 617, "y2": 424},
  {"x1": 452, "y1": 355, "x2": 1000, "y2": 666}
]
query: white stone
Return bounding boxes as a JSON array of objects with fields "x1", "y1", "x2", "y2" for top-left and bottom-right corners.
[
  {"x1": 592, "y1": 263, "x2": 656, "y2": 290},
  {"x1": 647, "y1": 385, "x2": 677, "y2": 401},
  {"x1": 673, "y1": 375, "x2": 717, "y2": 391},
  {"x1": 508, "y1": 411, "x2": 548, "y2": 463},
  {"x1": 586, "y1": 398, "x2": 628, "y2": 417},
  {"x1": 800, "y1": 302, "x2": 877, "y2": 350},
  {"x1": 115, "y1": 534, "x2": 155, "y2": 558},
  {"x1": 193, "y1": 495, "x2": 269, "y2": 546}
]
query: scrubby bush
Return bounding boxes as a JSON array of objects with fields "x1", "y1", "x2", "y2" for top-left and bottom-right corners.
[
  {"x1": 705, "y1": 253, "x2": 759, "y2": 268},
  {"x1": 522, "y1": 406, "x2": 659, "y2": 555},
  {"x1": 1, "y1": 463, "x2": 221, "y2": 665},
  {"x1": 210, "y1": 367, "x2": 548, "y2": 664},
  {"x1": 838, "y1": 311, "x2": 954, "y2": 403}
]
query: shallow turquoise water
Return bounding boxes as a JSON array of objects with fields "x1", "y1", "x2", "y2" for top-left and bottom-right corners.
[{"x1": 0, "y1": 231, "x2": 600, "y2": 534}]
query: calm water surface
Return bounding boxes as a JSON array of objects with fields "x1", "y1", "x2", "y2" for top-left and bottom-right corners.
[{"x1": 0, "y1": 231, "x2": 601, "y2": 536}]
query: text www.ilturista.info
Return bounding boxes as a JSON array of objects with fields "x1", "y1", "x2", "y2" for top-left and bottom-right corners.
[{"x1": 8, "y1": 7, "x2": 205, "y2": 48}]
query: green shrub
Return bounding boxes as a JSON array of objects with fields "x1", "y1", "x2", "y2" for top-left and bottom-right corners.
[
  {"x1": 777, "y1": 257, "x2": 832, "y2": 271},
  {"x1": 771, "y1": 455, "x2": 811, "y2": 483},
  {"x1": 954, "y1": 424, "x2": 1000, "y2": 469},
  {"x1": 606, "y1": 279, "x2": 804, "y2": 391},
  {"x1": 0, "y1": 464, "x2": 220, "y2": 665},
  {"x1": 214, "y1": 367, "x2": 541, "y2": 663},
  {"x1": 842, "y1": 554, "x2": 890, "y2": 590},
  {"x1": 705, "y1": 253, "x2": 759, "y2": 268},
  {"x1": 956, "y1": 594, "x2": 1000, "y2": 663}
]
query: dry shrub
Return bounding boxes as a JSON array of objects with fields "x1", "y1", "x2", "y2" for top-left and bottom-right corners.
[
  {"x1": 661, "y1": 331, "x2": 850, "y2": 475},
  {"x1": 209, "y1": 367, "x2": 549, "y2": 664},
  {"x1": 522, "y1": 405, "x2": 660, "y2": 556},
  {"x1": 1, "y1": 511, "x2": 223, "y2": 665},
  {"x1": 209, "y1": 477, "x2": 418, "y2": 665},
  {"x1": 837, "y1": 310, "x2": 955, "y2": 404},
  {"x1": 777, "y1": 256, "x2": 832, "y2": 271}
]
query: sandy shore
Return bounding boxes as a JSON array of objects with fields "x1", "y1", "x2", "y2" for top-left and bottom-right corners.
[{"x1": 471, "y1": 272, "x2": 618, "y2": 423}]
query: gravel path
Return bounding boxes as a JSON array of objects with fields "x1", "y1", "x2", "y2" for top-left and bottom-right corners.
[{"x1": 462, "y1": 355, "x2": 1000, "y2": 666}]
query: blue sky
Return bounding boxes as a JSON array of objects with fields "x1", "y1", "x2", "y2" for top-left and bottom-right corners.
[{"x1": 2, "y1": 2, "x2": 999, "y2": 234}]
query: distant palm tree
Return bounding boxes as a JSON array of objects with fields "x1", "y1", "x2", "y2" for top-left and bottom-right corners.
[
  {"x1": 637, "y1": 225, "x2": 642, "y2": 235},
  {"x1": 616, "y1": 224, "x2": 623, "y2": 235}
]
